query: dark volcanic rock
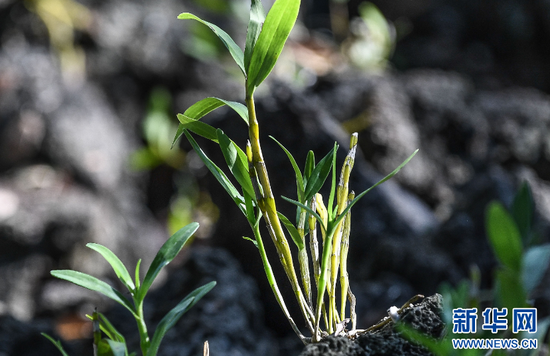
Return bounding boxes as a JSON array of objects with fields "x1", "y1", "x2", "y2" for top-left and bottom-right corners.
[{"x1": 300, "y1": 295, "x2": 444, "y2": 356}]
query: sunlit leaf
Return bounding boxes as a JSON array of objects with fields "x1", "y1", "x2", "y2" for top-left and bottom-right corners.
[
  {"x1": 246, "y1": 0, "x2": 301, "y2": 95},
  {"x1": 178, "y1": 13, "x2": 245, "y2": 75},
  {"x1": 51, "y1": 270, "x2": 137, "y2": 318},
  {"x1": 270, "y1": 136, "x2": 304, "y2": 202},
  {"x1": 141, "y1": 222, "x2": 200, "y2": 298},
  {"x1": 172, "y1": 97, "x2": 248, "y2": 147},
  {"x1": 87, "y1": 243, "x2": 135, "y2": 293},
  {"x1": 244, "y1": 0, "x2": 265, "y2": 71},
  {"x1": 304, "y1": 144, "x2": 338, "y2": 202},
  {"x1": 217, "y1": 129, "x2": 256, "y2": 200},
  {"x1": 278, "y1": 212, "x2": 304, "y2": 250},
  {"x1": 184, "y1": 130, "x2": 246, "y2": 214},
  {"x1": 147, "y1": 281, "x2": 216, "y2": 356}
]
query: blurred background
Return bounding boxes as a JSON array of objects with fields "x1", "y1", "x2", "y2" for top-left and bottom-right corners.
[{"x1": 1, "y1": 0, "x2": 550, "y2": 354}]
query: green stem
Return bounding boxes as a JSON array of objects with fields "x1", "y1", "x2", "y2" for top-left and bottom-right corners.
[
  {"x1": 251, "y1": 221, "x2": 307, "y2": 342},
  {"x1": 246, "y1": 95, "x2": 314, "y2": 330},
  {"x1": 134, "y1": 299, "x2": 150, "y2": 355}
]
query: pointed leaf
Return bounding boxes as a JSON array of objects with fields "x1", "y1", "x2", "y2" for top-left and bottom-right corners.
[
  {"x1": 304, "y1": 150, "x2": 315, "y2": 184},
  {"x1": 147, "y1": 281, "x2": 216, "y2": 356},
  {"x1": 87, "y1": 243, "x2": 135, "y2": 293},
  {"x1": 333, "y1": 149, "x2": 419, "y2": 228},
  {"x1": 270, "y1": 136, "x2": 304, "y2": 203},
  {"x1": 278, "y1": 212, "x2": 304, "y2": 249},
  {"x1": 41, "y1": 333, "x2": 70, "y2": 356},
  {"x1": 51, "y1": 270, "x2": 137, "y2": 318},
  {"x1": 244, "y1": 0, "x2": 266, "y2": 71},
  {"x1": 86, "y1": 312, "x2": 126, "y2": 343},
  {"x1": 105, "y1": 340, "x2": 127, "y2": 356},
  {"x1": 141, "y1": 222, "x2": 199, "y2": 298},
  {"x1": 243, "y1": 236, "x2": 259, "y2": 248},
  {"x1": 178, "y1": 13, "x2": 245, "y2": 75},
  {"x1": 172, "y1": 97, "x2": 248, "y2": 147},
  {"x1": 184, "y1": 130, "x2": 246, "y2": 213},
  {"x1": 486, "y1": 202, "x2": 523, "y2": 272},
  {"x1": 217, "y1": 129, "x2": 256, "y2": 200},
  {"x1": 281, "y1": 195, "x2": 326, "y2": 233},
  {"x1": 176, "y1": 114, "x2": 218, "y2": 143},
  {"x1": 304, "y1": 144, "x2": 338, "y2": 201},
  {"x1": 522, "y1": 244, "x2": 550, "y2": 295},
  {"x1": 246, "y1": 0, "x2": 301, "y2": 95}
]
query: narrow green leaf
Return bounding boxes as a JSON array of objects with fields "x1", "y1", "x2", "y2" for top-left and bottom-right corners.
[
  {"x1": 51, "y1": 270, "x2": 137, "y2": 318},
  {"x1": 147, "y1": 281, "x2": 216, "y2": 356},
  {"x1": 277, "y1": 212, "x2": 304, "y2": 249},
  {"x1": 135, "y1": 259, "x2": 142, "y2": 291},
  {"x1": 86, "y1": 312, "x2": 126, "y2": 343},
  {"x1": 486, "y1": 202, "x2": 523, "y2": 272},
  {"x1": 327, "y1": 142, "x2": 338, "y2": 218},
  {"x1": 333, "y1": 149, "x2": 419, "y2": 228},
  {"x1": 246, "y1": 0, "x2": 301, "y2": 95},
  {"x1": 217, "y1": 129, "x2": 256, "y2": 200},
  {"x1": 270, "y1": 136, "x2": 305, "y2": 203},
  {"x1": 176, "y1": 114, "x2": 218, "y2": 142},
  {"x1": 87, "y1": 243, "x2": 135, "y2": 293},
  {"x1": 281, "y1": 195, "x2": 326, "y2": 233},
  {"x1": 304, "y1": 144, "x2": 338, "y2": 202},
  {"x1": 304, "y1": 150, "x2": 315, "y2": 184},
  {"x1": 178, "y1": 13, "x2": 245, "y2": 75},
  {"x1": 243, "y1": 236, "x2": 259, "y2": 248},
  {"x1": 106, "y1": 340, "x2": 127, "y2": 356},
  {"x1": 41, "y1": 333, "x2": 70, "y2": 356},
  {"x1": 141, "y1": 222, "x2": 200, "y2": 298},
  {"x1": 184, "y1": 130, "x2": 246, "y2": 213},
  {"x1": 512, "y1": 182, "x2": 534, "y2": 244},
  {"x1": 244, "y1": 0, "x2": 266, "y2": 71},
  {"x1": 172, "y1": 97, "x2": 248, "y2": 147},
  {"x1": 522, "y1": 245, "x2": 550, "y2": 295}
]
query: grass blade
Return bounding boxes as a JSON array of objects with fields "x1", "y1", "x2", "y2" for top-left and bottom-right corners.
[
  {"x1": 486, "y1": 202, "x2": 523, "y2": 272},
  {"x1": 246, "y1": 0, "x2": 301, "y2": 95},
  {"x1": 270, "y1": 136, "x2": 305, "y2": 202},
  {"x1": 173, "y1": 97, "x2": 248, "y2": 148},
  {"x1": 244, "y1": 0, "x2": 265, "y2": 71},
  {"x1": 278, "y1": 212, "x2": 304, "y2": 249},
  {"x1": 41, "y1": 333, "x2": 70, "y2": 356},
  {"x1": 304, "y1": 144, "x2": 338, "y2": 202},
  {"x1": 147, "y1": 281, "x2": 216, "y2": 356},
  {"x1": 86, "y1": 243, "x2": 135, "y2": 293},
  {"x1": 332, "y1": 149, "x2": 419, "y2": 228},
  {"x1": 217, "y1": 129, "x2": 256, "y2": 200},
  {"x1": 178, "y1": 13, "x2": 245, "y2": 75},
  {"x1": 51, "y1": 270, "x2": 137, "y2": 318},
  {"x1": 184, "y1": 130, "x2": 246, "y2": 213},
  {"x1": 141, "y1": 222, "x2": 200, "y2": 298}
]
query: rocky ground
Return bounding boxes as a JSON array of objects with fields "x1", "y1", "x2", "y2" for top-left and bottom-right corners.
[{"x1": 1, "y1": 0, "x2": 550, "y2": 355}]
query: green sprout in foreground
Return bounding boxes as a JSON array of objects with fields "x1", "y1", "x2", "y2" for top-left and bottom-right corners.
[
  {"x1": 174, "y1": 0, "x2": 417, "y2": 343},
  {"x1": 44, "y1": 222, "x2": 216, "y2": 356}
]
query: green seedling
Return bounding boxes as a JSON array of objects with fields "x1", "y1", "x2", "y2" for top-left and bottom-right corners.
[
  {"x1": 401, "y1": 182, "x2": 550, "y2": 355},
  {"x1": 44, "y1": 222, "x2": 216, "y2": 356},
  {"x1": 174, "y1": 0, "x2": 417, "y2": 343}
]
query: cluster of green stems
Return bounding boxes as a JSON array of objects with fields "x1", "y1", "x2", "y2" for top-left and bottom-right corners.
[{"x1": 245, "y1": 95, "x2": 358, "y2": 343}]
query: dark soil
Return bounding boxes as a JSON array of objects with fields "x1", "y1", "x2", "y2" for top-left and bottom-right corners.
[{"x1": 300, "y1": 295, "x2": 444, "y2": 356}]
